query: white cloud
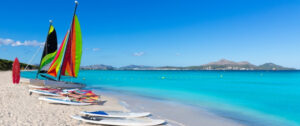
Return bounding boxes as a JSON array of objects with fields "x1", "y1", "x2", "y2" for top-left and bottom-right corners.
[
  {"x1": 0, "y1": 38, "x2": 44, "y2": 47},
  {"x1": 133, "y1": 52, "x2": 144, "y2": 56},
  {"x1": 92, "y1": 48, "x2": 100, "y2": 52},
  {"x1": 0, "y1": 38, "x2": 14, "y2": 45}
]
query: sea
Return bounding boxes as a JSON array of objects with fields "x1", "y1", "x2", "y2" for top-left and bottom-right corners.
[{"x1": 21, "y1": 70, "x2": 300, "y2": 126}]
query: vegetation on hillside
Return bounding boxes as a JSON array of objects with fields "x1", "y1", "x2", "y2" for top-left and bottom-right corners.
[{"x1": 0, "y1": 59, "x2": 38, "y2": 71}]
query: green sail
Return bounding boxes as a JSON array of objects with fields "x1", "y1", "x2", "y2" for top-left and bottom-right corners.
[{"x1": 38, "y1": 25, "x2": 58, "y2": 73}]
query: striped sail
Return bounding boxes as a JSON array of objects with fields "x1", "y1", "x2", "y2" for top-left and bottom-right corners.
[
  {"x1": 37, "y1": 24, "x2": 57, "y2": 74},
  {"x1": 60, "y1": 15, "x2": 82, "y2": 77},
  {"x1": 47, "y1": 15, "x2": 82, "y2": 78},
  {"x1": 47, "y1": 31, "x2": 70, "y2": 77}
]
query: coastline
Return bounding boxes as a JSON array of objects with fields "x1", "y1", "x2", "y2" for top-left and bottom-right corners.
[
  {"x1": 1, "y1": 70, "x2": 246, "y2": 126},
  {"x1": 94, "y1": 88, "x2": 245, "y2": 126},
  {"x1": 91, "y1": 86, "x2": 298, "y2": 126},
  {"x1": 18, "y1": 70, "x2": 300, "y2": 126},
  {"x1": 93, "y1": 87, "x2": 298, "y2": 126}
]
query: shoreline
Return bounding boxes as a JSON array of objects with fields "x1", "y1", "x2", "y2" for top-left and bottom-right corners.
[
  {"x1": 91, "y1": 87, "x2": 296, "y2": 126},
  {"x1": 18, "y1": 70, "x2": 300, "y2": 126},
  {"x1": 91, "y1": 87, "x2": 297, "y2": 126},
  {"x1": 2, "y1": 70, "x2": 250, "y2": 126},
  {"x1": 92, "y1": 87, "x2": 245, "y2": 126}
]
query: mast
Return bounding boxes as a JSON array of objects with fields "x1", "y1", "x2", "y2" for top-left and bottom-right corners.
[
  {"x1": 36, "y1": 20, "x2": 53, "y2": 79},
  {"x1": 58, "y1": 0, "x2": 79, "y2": 81}
]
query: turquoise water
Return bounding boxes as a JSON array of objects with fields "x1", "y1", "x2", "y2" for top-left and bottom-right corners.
[{"x1": 22, "y1": 70, "x2": 300, "y2": 125}]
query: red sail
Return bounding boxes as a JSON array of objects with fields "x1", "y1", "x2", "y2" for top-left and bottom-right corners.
[{"x1": 60, "y1": 15, "x2": 82, "y2": 77}]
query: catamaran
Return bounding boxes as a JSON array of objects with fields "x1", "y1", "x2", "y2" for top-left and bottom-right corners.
[{"x1": 30, "y1": 1, "x2": 85, "y2": 89}]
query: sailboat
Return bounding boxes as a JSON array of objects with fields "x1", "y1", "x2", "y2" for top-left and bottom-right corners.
[{"x1": 30, "y1": 1, "x2": 85, "y2": 89}]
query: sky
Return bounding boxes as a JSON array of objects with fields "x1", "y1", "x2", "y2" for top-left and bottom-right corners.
[{"x1": 0, "y1": 0, "x2": 300, "y2": 68}]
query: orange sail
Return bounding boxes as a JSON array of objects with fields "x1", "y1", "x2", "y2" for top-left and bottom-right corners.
[{"x1": 60, "y1": 15, "x2": 82, "y2": 77}]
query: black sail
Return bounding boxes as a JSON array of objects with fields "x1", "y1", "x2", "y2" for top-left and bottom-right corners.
[{"x1": 37, "y1": 24, "x2": 58, "y2": 75}]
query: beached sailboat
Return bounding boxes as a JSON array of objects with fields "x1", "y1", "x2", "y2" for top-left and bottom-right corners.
[{"x1": 30, "y1": 1, "x2": 85, "y2": 89}]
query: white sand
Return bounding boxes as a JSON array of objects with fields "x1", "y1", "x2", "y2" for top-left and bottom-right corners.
[{"x1": 0, "y1": 71, "x2": 125, "y2": 125}]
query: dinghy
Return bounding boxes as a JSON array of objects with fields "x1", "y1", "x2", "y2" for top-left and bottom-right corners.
[
  {"x1": 38, "y1": 97, "x2": 91, "y2": 106},
  {"x1": 29, "y1": 89, "x2": 61, "y2": 96},
  {"x1": 81, "y1": 111, "x2": 151, "y2": 118},
  {"x1": 71, "y1": 115, "x2": 165, "y2": 126}
]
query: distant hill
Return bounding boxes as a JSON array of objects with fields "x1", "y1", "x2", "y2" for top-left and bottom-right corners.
[
  {"x1": 185, "y1": 59, "x2": 294, "y2": 70},
  {"x1": 0, "y1": 59, "x2": 38, "y2": 71},
  {"x1": 80, "y1": 59, "x2": 296, "y2": 71},
  {"x1": 80, "y1": 64, "x2": 115, "y2": 70},
  {"x1": 187, "y1": 59, "x2": 257, "y2": 70},
  {"x1": 119, "y1": 65, "x2": 152, "y2": 70},
  {"x1": 257, "y1": 63, "x2": 292, "y2": 70}
]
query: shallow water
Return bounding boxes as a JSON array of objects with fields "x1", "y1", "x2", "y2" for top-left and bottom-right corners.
[{"x1": 22, "y1": 70, "x2": 300, "y2": 126}]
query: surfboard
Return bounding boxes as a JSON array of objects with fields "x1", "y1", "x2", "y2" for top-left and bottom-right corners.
[
  {"x1": 81, "y1": 111, "x2": 151, "y2": 118},
  {"x1": 12, "y1": 58, "x2": 20, "y2": 84},
  {"x1": 71, "y1": 115, "x2": 165, "y2": 126},
  {"x1": 29, "y1": 89, "x2": 61, "y2": 96},
  {"x1": 38, "y1": 97, "x2": 91, "y2": 106}
]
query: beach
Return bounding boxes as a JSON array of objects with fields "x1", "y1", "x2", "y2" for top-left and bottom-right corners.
[
  {"x1": 0, "y1": 71, "x2": 126, "y2": 125},
  {"x1": 0, "y1": 71, "x2": 248, "y2": 126}
]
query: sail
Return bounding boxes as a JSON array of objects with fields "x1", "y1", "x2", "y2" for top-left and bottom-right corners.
[
  {"x1": 60, "y1": 15, "x2": 82, "y2": 77},
  {"x1": 47, "y1": 31, "x2": 70, "y2": 77},
  {"x1": 47, "y1": 15, "x2": 82, "y2": 78},
  {"x1": 38, "y1": 24, "x2": 57, "y2": 73}
]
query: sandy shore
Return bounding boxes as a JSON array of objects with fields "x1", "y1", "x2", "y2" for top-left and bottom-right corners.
[
  {"x1": 1, "y1": 71, "x2": 245, "y2": 126},
  {"x1": 0, "y1": 71, "x2": 125, "y2": 125},
  {"x1": 98, "y1": 89, "x2": 246, "y2": 126}
]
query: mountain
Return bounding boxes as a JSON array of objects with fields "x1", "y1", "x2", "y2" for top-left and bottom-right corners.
[
  {"x1": 0, "y1": 59, "x2": 38, "y2": 71},
  {"x1": 117, "y1": 59, "x2": 295, "y2": 70},
  {"x1": 119, "y1": 65, "x2": 153, "y2": 70},
  {"x1": 79, "y1": 59, "x2": 296, "y2": 71},
  {"x1": 191, "y1": 59, "x2": 257, "y2": 70},
  {"x1": 185, "y1": 59, "x2": 294, "y2": 70},
  {"x1": 80, "y1": 64, "x2": 115, "y2": 70},
  {"x1": 257, "y1": 63, "x2": 294, "y2": 70},
  {"x1": 204, "y1": 59, "x2": 253, "y2": 66}
]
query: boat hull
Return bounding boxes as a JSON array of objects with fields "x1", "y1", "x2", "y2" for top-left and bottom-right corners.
[{"x1": 29, "y1": 79, "x2": 85, "y2": 89}]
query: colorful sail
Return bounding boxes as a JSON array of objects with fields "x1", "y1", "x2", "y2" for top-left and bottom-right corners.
[
  {"x1": 47, "y1": 16, "x2": 82, "y2": 78},
  {"x1": 47, "y1": 1, "x2": 82, "y2": 79},
  {"x1": 60, "y1": 15, "x2": 82, "y2": 77},
  {"x1": 37, "y1": 24, "x2": 57, "y2": 74},
  {"x1": 47, "y1": 31, "x2": 70, "y2": 77}
]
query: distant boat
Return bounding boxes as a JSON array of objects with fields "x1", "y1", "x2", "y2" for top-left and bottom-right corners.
[{"x1": 31, "y1": 1, "x2": 84, "y2": 89}]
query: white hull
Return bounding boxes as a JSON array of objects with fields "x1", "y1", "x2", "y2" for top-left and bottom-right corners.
[
  {"x1": 71, "y1": 115, "x2": 165, "y2": 126},
  {"x1": 29, "y1": 89, "x2": 60, "y2": 96},
  {"x1": 30, "y1": 79, "x2": 85, "y2": 89},
  {"x1": 81, "y1": 111, "x2": 151, "y2": 118},
  {"x1": 39, "y1": 97, "x2": 91, "y2": 106}
]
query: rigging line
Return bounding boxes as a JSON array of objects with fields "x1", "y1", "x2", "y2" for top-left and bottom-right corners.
[{"x1": 24, "y1": 46, "x2": 42, "y2": 70}]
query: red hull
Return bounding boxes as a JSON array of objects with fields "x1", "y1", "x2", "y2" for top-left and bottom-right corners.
[{"x1": 12, "y1": 58, "x2": 20, "y2": 84}]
